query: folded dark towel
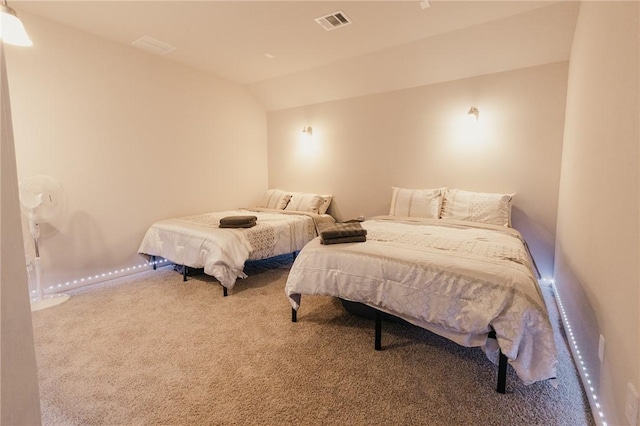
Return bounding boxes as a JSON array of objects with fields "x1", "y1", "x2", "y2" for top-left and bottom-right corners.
[
  {"x1": 219, "y1": 215, "x2": 257, "y2": 225},
  {"x1": 219, "y1": 215, "x2": 257, "y2": 228},
  {"x1": 318, "y1": 222, "x2": 367, "y2": 239},
  {"x1": 321, "y1": 235, "x2": 367, "y2": 245},
  {"x1": 220, "y1": 222, "x2": 256, "y2": 228}
]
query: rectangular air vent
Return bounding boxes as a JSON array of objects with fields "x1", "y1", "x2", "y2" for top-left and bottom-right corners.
[
  {"x1": 131, "y1": 36, "x2": 176, "y2": 56},
  {"x1": 315, "y1": 11, "x2": 352, "y2": 31}
]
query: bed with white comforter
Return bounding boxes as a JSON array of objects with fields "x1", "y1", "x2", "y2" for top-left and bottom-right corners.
[
  {"x1": 139, "y1": 208, "x2": 333, "y2": 290},
  {"x1": 285, "y1": 216, "x2": 558, "y2": 386}
]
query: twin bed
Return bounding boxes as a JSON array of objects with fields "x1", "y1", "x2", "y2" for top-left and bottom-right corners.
[{"x1": 138, "y1": 187, "x2": 558, "y2": 391}]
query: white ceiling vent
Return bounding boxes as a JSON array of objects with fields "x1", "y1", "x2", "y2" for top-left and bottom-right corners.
[
  {"x1": 315, "y1": 11, "x2": 352, "y2": 31},
  {"x1": 131, "y1": 36, "x2": 176, "y2": 56}
]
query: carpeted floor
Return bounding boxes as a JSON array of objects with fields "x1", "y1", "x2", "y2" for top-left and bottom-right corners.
[{"x1": 32, "y1": 256, "x2": 594, "y2": 425}]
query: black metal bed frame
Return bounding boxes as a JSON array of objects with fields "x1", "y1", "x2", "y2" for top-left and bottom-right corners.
[
  {"x1": 151, "y1": 252, "x2": 299, "y2": 298},
  {"x1": 291, "y1": 306, "x2": 509, "y2": 394}
]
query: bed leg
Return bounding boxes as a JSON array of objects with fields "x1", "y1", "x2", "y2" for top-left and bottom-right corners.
[
  {"x1": 374, "y1": 310, "x2": 382, "y2": 351},
  {"x1": 183, "y1": 265, "x2": 187, "y2": 282},
  {"x1": 151, "y1": 255, "x2": 156, "y2": 270},
  {"x1": 291, "y1": 308, "x2": 297, "y2": 323},
  {"x1": 223, "y1": 286, "x2": 228, "y2": 297},
  {"x1": 488, "y1": 329, "x2": 507, "y2": 393},
  {"x1": 497, "y1": 350, "x2": 508, "y2": 394}
]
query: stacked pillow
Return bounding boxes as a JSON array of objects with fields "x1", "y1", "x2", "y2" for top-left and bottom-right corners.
[
  {"x1": 258, "y1": 189, "x2": 292, "y2": 210},
  {"x1": 440, "y1": 188, "x2": 513, "y2": 227},
  {"x1": 257, "y1": 189, "x2": 333, "y2": 215},
  {"x1": 388, "y1": 186, "x2": 514, "y2": 227},
  {"x1": 284, "y1": 193, "x2": 325, "y2": 214},
  {"x1": 389, "y1": 187, "x2": 444, "y2": 219},
  {"x1": 317, "y1": 195, "x2": 333, "y2": 215}
]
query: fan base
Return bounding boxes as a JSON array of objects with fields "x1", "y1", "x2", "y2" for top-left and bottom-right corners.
[{"x1": 31, "y1": 294, "x2": 70, "y2": 312}]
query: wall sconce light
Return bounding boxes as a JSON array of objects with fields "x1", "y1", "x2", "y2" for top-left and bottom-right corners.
[
  {"x1": 0, "y1": 0, "x2": 33, "y2": 46},
  {"x1": 467, "y1": 106, "x2": 479, "y2": 122},
  {"x1": 302, "y1": 126, "x2": 313, "y2": 137}
]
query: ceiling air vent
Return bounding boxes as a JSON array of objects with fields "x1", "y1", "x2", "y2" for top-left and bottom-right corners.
[
  {"x1": 131, "y1": 36, "x2": 176, "y2": 56},
  {"x1": 315, "y1": 11, "x2": 352, "y2": 31}
]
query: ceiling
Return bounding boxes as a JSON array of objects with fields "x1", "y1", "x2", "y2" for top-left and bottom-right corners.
[{"x1": 13, "y1": 1, "x2": 561, "y2": 86}]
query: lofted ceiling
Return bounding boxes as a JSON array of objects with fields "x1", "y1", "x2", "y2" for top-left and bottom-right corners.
[{"x1": 13, "y1": 1, "x2": 566, "y2": 86}]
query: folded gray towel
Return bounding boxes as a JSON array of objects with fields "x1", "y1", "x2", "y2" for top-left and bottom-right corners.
[
  {"x1": 219, "y1": 215, "x2": 257, "y2": 228},
  {"x1": 321, "y1": 235, "x2": 367, "y2": 245},
  {"x1": 219, "y1": 215, "x2": 257, "y2": 225},
  {"x1": 318, "y1": 222, "x2": 367, "y2": 239},
  {"x1": 220, "y1": 222, "x2": 256, "y2": 228}
]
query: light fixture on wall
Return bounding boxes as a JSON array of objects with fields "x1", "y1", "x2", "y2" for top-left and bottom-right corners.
[
  {"x1": 0, "y1": 0, "x2": 32, "y2": 46},
  {"x1": 298, "y1": 125, "x2": 319, "y2": 156},
  {"x1": 302, "y1": 126, "x2": 313, "y2": 137},
  {"x1": 467, "y1": 106, "x2": 479, "y2": 122}
]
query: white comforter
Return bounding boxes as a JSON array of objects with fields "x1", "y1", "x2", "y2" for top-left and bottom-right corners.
[
  {"x1": 138, "y1": 208, "x2": 333, "y2": 289},
  {"x1": 285, "y1": 217, "x2": 558, "y2": 385}
]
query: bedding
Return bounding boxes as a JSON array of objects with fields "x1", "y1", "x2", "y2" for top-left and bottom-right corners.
[
  {"x1": 257, "y1": 189, "x2": 292, "y2": 210},
  {"x1": 441, "y1": 188, "x2": 514, "y2": 227},
  {"x1": 219, "y1": 215, "x2": 257, "y2": 228},
  {"x1": 284, "y1": 193, "x2": 325, "y2": 213},
  {"x1": 138, "y1": 208, "x2": 334, "y2": 290},
  {"x1": 389, "y1": 186, "x2": 444, "y2": 218},
  {"x1": 318, "y1": 221, "x2": 367, "y2": 245},
  {"x1": 285, "y1": 216, "x2": 558, "y2": 386},
  {"x1": 318, "y1": 195, "x2": 333, "y2": 215}
]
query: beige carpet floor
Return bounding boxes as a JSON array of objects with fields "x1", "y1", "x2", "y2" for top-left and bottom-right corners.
[{"x1": 32, "y1": 256, "x2": 594, "y2": 425}]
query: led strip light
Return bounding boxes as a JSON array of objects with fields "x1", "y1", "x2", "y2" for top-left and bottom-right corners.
[
  {"x1": 544, "y1": 278, "x2": 607, "y2": 426},
  {"x1": 30, "y1": 258, "x2": 171, "y2": 300}
]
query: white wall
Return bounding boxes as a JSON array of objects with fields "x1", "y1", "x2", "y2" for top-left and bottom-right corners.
[
  {"x1": 267, "y1": 62, "x2": 568, "y2": 278},
  {"x1": 6, "y1": 12, "x2": 268, "y2": 293},
  {"x1": 555, "y1": 2, "x2": 639, "y2": 425}
]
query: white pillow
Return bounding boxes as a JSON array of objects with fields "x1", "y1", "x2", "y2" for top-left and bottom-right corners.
[
  {"x1": 389, "y1": 187, "x2": 443, "y2": 219},
  {"x1": 318, "y1": 195, "x2": 333, "y2": 215},
  {"x1": 258, "y1": 189, "x2": 291, "y2": 210},
  {"x1": 441, "y1": 189, "x2": 514, "y2": 227},
  {"x1": 284, "y1": 193, "x2": 325, "y2": 214}
]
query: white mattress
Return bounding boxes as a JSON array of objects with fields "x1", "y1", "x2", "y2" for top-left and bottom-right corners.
[
  {"x1": 138, "y1": 208, "x2": 333, "y2": 289},
  {"x1": 285, "y1": 216, "x2": 558, "y2": 386}
]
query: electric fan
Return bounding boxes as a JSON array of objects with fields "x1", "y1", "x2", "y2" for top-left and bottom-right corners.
[{"x1": 19, "y1": 175, "x2": 69, "y2": 311}]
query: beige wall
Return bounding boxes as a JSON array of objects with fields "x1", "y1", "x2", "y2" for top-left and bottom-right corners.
[
  {"x1": 555, "y1": 2, "x2": 639, "y2": 425},
  {"x1": 249, "y1": 2, "x2": 578, "y2": 111},
  {"x1": 267, "y1": 62, "x2": 568, "y2": 278},
  {"x1": 1, "y1": 44, "x2": 41, "y2": 426},
  {"x1": 6, "y1": 4, "x2": 637, "y2": 425},
  {"x1": 5, "y1": 12, "x2": 268, "y2": 293}
]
